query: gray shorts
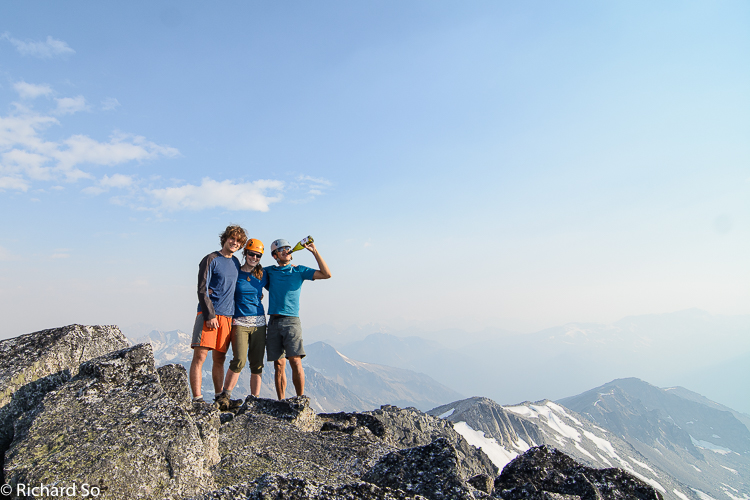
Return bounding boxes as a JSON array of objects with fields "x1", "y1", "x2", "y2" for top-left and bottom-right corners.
[{"x1": 266, "y1": 315, "x2": 305, "y2": 362}]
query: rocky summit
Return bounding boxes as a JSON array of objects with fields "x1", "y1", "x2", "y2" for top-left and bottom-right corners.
[{"x1": 1, "y1": 325, "x2": 665, "y2": 500}]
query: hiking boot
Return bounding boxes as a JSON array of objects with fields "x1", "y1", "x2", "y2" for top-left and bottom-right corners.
[
  {"x1": 228, "y1": 398, "x2": 243, "y2": 410},
  {"x1": 214, "y1": 392, "x2": 230, "y2": 411}
]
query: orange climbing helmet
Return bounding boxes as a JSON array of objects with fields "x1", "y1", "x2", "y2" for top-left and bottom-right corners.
[{"x1": 244, "y1": 238, "x2": 264, "y2": 255}]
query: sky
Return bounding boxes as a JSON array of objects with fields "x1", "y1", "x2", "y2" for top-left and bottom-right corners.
[{"x1": 1, "y1": 1, "x2": 748, "y2": 341}]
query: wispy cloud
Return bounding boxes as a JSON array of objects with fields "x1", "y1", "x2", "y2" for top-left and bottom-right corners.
[
  {"x1": 148, "y1": 178, "x2": 284, "y2": 212},
  {"x1": 0, "y1": 176, "x2": 30, "y2": 191},
  {"x1": 101, "y1": 98, "x2": 120, "y2": 111},
  {"x1": 2, "y1": 33, "x2": 75, "y2": 58},
  {"x1": 82, "y1": 173, "x2": 135, "y2": 195},
  {"x1": 100, "y1": 173, "x2": 134, "y2": 188},
  {"x1": 54, "y1": 96, "x2": 88, "y2": 115},
  {"x1": 287, "y1": 174, "x2": 333, "y2": 203},
  {"x1": 13, "y1": 81, "x2": 53, "y2": 99},
  {"x1": 0, "y1": 104, "x2": 179, "y2": 188},
  {"x1": 0, "y1": 84, "x2": 310, "y2": 214}
]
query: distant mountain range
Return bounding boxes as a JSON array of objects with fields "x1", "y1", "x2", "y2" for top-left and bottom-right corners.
[
  {"x1": 332, "y1": 309, "x2": 750, "y2": 414},
  {"x1": 430, "y1": 380, "x2": 749, "y2": 500},
  {"x1": 558, "y1": 378, "x2": 750, "y2": 500},
  {"x1": 132, "y1": 329, "x2": 462, "y2": 412}
]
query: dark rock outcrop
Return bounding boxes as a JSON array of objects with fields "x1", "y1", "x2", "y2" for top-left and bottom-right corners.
[
  {"x1": 363, "y1": 437, "x2": 486, "y2": 500},
  {"x1": 365, "y1": 404, "x2": 498, "y2": 480},
  {"x1": 191, "y1": 472, "x2": 432, "y2": 499},
  {"x1": 468, "y1": 474, "x2": 495, "y2": 495},
  {"x1": 494, "y1": 445, "x2": 663, "y2": 500},
  {"x1": 4, "y1": 343, "x2": 218, "y2": 499}
]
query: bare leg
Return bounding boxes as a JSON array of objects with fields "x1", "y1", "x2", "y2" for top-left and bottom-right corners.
[
  {"x1": 212, "y1": 350, "x2": 227, "y2": 395},
  {"x1": 250, "y1": 373, "x2": 262, "y2": 397},
  {"x1": 223, "y1": 368, "x2": 241, "y2": 392},
  {"x1": 189, "y1": 347, "x2": 210, "y2": 398},
  {"x1": 274, "y1": 359, "x2": 287, "y2": 400},
  {"x1": 288, "y1": 356, "x2": 305, "y2": 396}
]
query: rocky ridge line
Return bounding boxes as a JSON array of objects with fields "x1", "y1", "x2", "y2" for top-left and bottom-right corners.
[{"x1": 1, "y1": 325, "x2": 665, "y2": 500}]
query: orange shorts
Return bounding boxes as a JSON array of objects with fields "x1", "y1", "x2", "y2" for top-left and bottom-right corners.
[{"x1": 191, "y1": 313, "x2": 232, "y2": 353}]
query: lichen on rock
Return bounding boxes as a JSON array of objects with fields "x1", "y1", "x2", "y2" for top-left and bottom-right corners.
[{"x1": 4, "y1": 343, "x2": 217, "y2": 499}]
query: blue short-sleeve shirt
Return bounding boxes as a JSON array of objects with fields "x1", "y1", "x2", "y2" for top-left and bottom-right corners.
[
  {"x1": 234, "y1": 270, "x2": 268, "y2": 317},
  {"x1": 264, "y1": 264, "x2": 316, "y2": 317}
]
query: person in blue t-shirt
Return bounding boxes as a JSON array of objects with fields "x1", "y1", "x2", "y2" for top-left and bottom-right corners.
[
  {"x1": 189, "y1": 225, "x2": 246, "y2": 404},
  {"x1": 265, "y1": 238, "x2": 331, "y2": 400}
]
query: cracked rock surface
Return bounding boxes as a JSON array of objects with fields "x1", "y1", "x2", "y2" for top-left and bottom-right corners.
[
  {"x1": 493, "y1": 445, "x2": 663, "y2": 500},
  {"x1": 4, "y1": 343, "x2": 217, "y2": 499}
]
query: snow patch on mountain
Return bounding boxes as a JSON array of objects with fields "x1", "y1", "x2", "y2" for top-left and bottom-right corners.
[
  {"x1": 439, "y1": 408, "x2": 454, "y2": 418},
  {"x1": 506, "y1": 403, "x2": 581, "y2": 442},
  {"x1": 692, "y1": 488, "x2": 718, "y2": 500},
  {"x1": 690, "y1": 435, "x2": 733, "y2": 454},
  {"x1": 673, "y1": 490, "x2": 690, "y2": 500},
  {"x1": 452, "y1": 421, "x2": 524, "y2": 470}
]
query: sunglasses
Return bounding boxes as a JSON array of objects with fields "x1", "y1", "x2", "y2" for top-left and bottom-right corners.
[
  {"x1": 275, "y1": 246, "x2": 291, "y2": 254},
  {"x1": 245, "y1": 251, "x2": 262, "y2": 259}
]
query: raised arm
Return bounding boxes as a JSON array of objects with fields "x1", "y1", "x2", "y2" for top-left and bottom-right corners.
[{"x1": 306, "y1": 242, "x2": 331, "y2": 280}]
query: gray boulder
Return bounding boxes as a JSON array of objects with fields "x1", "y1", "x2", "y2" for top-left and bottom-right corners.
[
  {"x1": 0, "y1": 324, "x2": 129, "y2": 479},
  {"x1": 0, "y1": 324, "x2": 129, "y2": 409},
  {"x1": 493, "y1": 445, "x2": 664, "y2": 500},
  {"x1": 4, "y1": 343, "x2": 218, "y2": 499},
  {"x1": 362, "y1": 437, "x2": 486, "y2": 500},
  {"x1": 158, "y1": 363, "x2": 193, "y2": 409},
  {"x1": 213, "y1": 395, "x2": 397, "y2": 490},
  {"x1": 238, "y1": 395, "x2": 321, "y2": 431},
  {"x1": 365, "y1": 405, "x2": 498, "y2": 479}
]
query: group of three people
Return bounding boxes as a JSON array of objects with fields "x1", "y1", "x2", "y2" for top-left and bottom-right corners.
[{"x1": 188, "y1": 225, "x2": 331, "y2": 409}]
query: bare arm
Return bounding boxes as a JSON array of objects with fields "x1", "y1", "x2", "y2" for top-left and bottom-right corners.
[{"x1": 306, "y1": 242, "x2": 331, "y2": 280}]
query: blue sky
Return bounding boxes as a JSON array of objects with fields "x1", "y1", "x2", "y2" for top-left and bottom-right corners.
[{"x1": 1, "y1": 1, "x2": 748, "y2": 340}]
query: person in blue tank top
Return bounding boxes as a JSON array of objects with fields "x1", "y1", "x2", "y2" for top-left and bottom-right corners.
[
  {"x1": 214, "y1": 238, "x2": 268, "y2": 410},
  {"x1": 265, "y1": 238, "x2": 331, "y2": 400}
]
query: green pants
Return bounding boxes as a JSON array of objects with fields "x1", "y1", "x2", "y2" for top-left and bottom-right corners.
[{"x1": 228, "y1": 325, "x2": 266, "y2": 374}]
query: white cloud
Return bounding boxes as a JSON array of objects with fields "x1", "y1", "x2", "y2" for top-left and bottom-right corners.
[
  {"x1": 13, "y1": 81, "x2": 53, "y2": 99},
  {"x1": 100, "y1": 173, "x2": 133, "y2": 188},
  {"x1": 83, "y1": 173, "x2": 135, "y2": 195},
  {"x1": 2, "y1": 33, "x2": 75, "y2": 58},
  {"x1": 0, "y1": 106, "x2": 180, "y2": 185},
  {"x1": 0, "y1": 176, "x2": 29, "y2": 191},
  {"x1": 289, "y1": 174, "x2": 333, "y2": 202},
  {"x1": 50, "y1": 253, "x2": 70, "y2": 259},
  {"x1": 53, "y1": 133, "x2": 179, "y2": 172},
  {"x1": 81, "y1": 185, "x2": 105, "y2": 196},
  {"x1": 101, "y1": 98, "x2": 120, "y2": 111},
  {"x1": 54, "y1": 96, "x2": 88, "y2": 115},
  {"x1": 298, "y1": 175, "x2": 333, "y2": 187},
  {"x1": 148, "y1": 178, "x2": 284, "y2": 212},
  {"x1": 2, "y1": 149, "x2": 52, "y2": 180}
]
